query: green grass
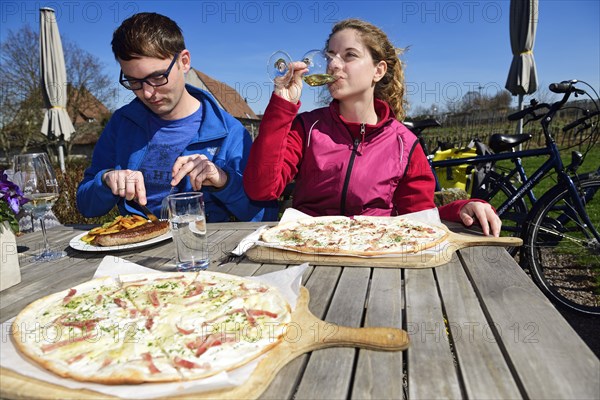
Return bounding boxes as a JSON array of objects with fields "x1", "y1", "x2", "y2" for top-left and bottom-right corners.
[{"x1": 492, "y1": 143, "x2": 599, "y2": 208}]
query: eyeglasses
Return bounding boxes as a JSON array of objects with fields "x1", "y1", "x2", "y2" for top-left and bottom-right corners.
[{"x1": 119, "y1": 53, "x2": 180, "y2": 91}]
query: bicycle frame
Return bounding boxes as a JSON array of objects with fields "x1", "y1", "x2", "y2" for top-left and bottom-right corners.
[
  {"x1": 429, "y1": 146, "x2": 553, "y2": 214},
  {"x1": 425, "y1": 84, "x2": 600, "y2": 243}
]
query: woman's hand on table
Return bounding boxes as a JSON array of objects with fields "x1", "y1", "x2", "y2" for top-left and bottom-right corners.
[{"x1": 459, "y1": 202, "x2": 502, "y2": 237}]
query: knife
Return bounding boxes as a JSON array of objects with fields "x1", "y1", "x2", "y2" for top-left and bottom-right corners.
[{"x1": 127, "y1": 199, "x2": 159, "y2": 222}]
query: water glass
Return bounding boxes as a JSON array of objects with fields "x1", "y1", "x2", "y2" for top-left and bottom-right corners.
[{"x1": 167, "y1": 192, "x2": 209, "y2": 271}]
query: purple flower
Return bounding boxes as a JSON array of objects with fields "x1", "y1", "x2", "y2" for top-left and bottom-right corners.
[{"x1": 1, "y1": 169, "x2": 29, "y2": 233}]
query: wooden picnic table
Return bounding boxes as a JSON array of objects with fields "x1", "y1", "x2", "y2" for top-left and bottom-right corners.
[{"x1": 1, "y1": 222, "x2": 598, "y2": 399}]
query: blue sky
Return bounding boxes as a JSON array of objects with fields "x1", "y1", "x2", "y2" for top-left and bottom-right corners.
[{"x1": 1, "y1": 0, "x2": 598, "y2": 116}]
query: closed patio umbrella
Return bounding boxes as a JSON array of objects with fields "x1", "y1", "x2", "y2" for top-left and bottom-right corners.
[
  {"x1": 505, "y1": 0, "x2": 538, "y2": 134},
  {"x1": 39, "y1": 7, "x2": 75, "y2": 173}
]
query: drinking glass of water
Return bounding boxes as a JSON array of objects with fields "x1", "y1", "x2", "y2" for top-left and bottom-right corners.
[{"x1": 167, "y1": 192, "x2": 209, "y2": 271}]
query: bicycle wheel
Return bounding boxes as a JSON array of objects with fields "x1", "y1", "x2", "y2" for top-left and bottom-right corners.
[
  {"x1": 472, "y1": 171, "x2": 528, "y2": 256},
  {"x1": 524, "y1": 176, "x2": 600, "y2": 315}
]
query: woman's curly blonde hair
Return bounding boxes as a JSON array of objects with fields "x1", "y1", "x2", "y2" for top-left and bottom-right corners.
[{"x1": 326, "y1": 19, "x2": 407, "y2": 121}]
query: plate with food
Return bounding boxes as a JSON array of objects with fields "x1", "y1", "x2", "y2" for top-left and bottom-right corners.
[{"x1": 69, "y1": 215, "x2": 171, "y2": 252}]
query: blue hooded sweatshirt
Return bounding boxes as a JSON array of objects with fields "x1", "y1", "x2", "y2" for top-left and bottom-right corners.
[{"x1": 77, "y1": 85, "x2": 277, "y2": 222}]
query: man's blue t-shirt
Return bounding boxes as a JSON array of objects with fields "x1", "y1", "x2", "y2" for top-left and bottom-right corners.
[{"x1": 139, "y1": 106, "x2": 202, "y2": 214}]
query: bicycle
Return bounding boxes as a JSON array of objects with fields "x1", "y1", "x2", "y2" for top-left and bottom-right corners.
[{"x1": 409, "y1": 80, "x2": 600, "y2": 314}]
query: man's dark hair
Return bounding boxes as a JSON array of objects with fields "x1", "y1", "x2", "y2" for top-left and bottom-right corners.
[{"x1": 111, "y1": 12, "x2": 186, "y2": 60}]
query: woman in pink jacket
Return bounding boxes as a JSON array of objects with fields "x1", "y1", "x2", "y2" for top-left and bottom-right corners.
[{"x1": 244, "y1": 18, "x2": 501, "y2": 236}]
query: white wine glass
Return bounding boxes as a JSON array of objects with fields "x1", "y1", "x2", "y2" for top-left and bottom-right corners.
[
  {"x1": 12, "y1": 153, "x2": 66, "y2": 261},
  {"x1": 267, "y1": 49, "x2": 338, "y2": 87}
]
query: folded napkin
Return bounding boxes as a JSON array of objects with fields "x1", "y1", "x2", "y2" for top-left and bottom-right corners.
[{"x1": 231, "y1": 225, "x2": 269, "y2": 256}]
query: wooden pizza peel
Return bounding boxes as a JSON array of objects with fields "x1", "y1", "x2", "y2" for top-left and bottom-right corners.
[
  {"x1": 0, "y1": 287, "x2": 408, "y2": 400},
  {"x1": 246, "y1": 230, "x2": 523, "y2": 268}
]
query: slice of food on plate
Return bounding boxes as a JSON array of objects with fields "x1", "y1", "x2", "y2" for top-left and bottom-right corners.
[
  {"x1": 12, "y1": 271, "x2": 292, "y2": 383},
  {"x1": 81, "y1": 215, "x2": 169, "y2": 247},
  {"x1": 260, "y1": 215, "x2": 449, "y2": 256}
]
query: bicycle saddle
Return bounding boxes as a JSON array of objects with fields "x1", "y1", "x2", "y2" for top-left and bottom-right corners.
[{"x1": 489, "y1": 133, "x2": 532, "y2": 153}]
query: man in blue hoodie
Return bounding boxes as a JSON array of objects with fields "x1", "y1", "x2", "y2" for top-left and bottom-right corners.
[{"x1": 77, "y1": 12, "x2": 276, "y2": 222}]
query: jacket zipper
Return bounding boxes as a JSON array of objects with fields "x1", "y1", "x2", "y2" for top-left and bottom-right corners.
[{"x1": 340, "y1": 124, "x2": 364, "y2": 215}]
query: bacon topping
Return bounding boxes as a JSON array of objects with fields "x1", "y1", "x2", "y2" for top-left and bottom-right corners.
[
  {"x1": 121, "y1": 278, "x2": 148, "y2": 287},
  {"x1": 241, "y1": 307, "x2": 256, "y2": 326},
  {"x1": 239, "y1": 282, "x2": 268, "y2": 293},
  {"x1": 173, "y1": 356, "x2": 208, "y2": 369},
  {"x1": 247, "y1": 309, "x2": 278, "y2": 319},
  {"x1": 101, "y1": 358, "x2": 113, "y2": 369},
  {"x1": 184, "y1": 282, "x2": 204, "y2": 298},
  {"x1": 53, "y1": 313, "x2": 74, "y2": 325},
  {"x1": 140, "y1": 308, "x2": 158, "y2": 318},
  {"x1": 66, "y1": 352, "x2": 89, "y2": 364},
  {"x1": 41, "y1": 332, "x2": 96, "y2": 353},
  {"x1": 231, "y1": 308, "x2": 279, "y2": 320},
  {"x1": 114, "y1": 298, "x2": 128, "y2": 309},
  {"x1": 142, "y1": 353, "x2": 161, "y2": 374},
  {"x1": 62, "y1": 288, "x2": 77, "y2": 304},
  {"x1": 148, "y1": 290, "x2": 160, "y2": 307},
  {"x1": 155, "y1": 275, "x2": 185, "y2": 281},
  {"x1": 62, "y1": 318, "x2": 103, "y2": 331},
  {"x1": 95, "y1": 294, "x2": 103, "y2": 305},
  {"x1": 176, "y1": 324, "x2": 195, "y2": 335},
  {"x1": 145, "y1": 317, "x2": 154, "y2": 331},
  {"x1": 186, "y1": 333, "x2": 236, "y2": 357}
]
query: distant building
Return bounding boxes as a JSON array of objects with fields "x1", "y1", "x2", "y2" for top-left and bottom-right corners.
[
  {"x1": 67, "y1": 86, "x2": 111, "y2": 158},
  {"x1": 0, "y1": 85, "x2": 110, "y2": 163},
  {"x1": 186, "y1": 68, "x2": 261, "y2": 139}
]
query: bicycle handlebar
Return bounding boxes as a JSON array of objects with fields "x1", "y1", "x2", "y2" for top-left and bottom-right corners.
[
  {"x1": 507, "y1": 102, "x2": 550, "y2": 121},
  {"x1": 549, "y1": 80, "x2": 586, "y2": 95},
  {"x1": 562, "y1": 110, "x2": 600, "y2": 132}
]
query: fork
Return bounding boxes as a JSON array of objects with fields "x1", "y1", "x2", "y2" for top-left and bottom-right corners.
[
  {"x1": 160, "y1": 186, "x2": 175, "y2": 220},
  {"x1": 218, "y1": 253, "x2": 244, "y2": 266},
  {"x1": 217, "y1": 225, "x2": 268, "y2": 266}
]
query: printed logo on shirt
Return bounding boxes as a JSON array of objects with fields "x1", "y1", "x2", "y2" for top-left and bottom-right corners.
[{"x1": 206, "y1": 146, "x2": 220, "y2": 156}]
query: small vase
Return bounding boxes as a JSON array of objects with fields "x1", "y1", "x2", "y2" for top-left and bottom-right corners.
[{"x1": 0, "y1": 221, "x2": 22, "y2": 291}]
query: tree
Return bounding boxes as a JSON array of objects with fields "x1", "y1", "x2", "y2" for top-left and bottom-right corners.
[
  {"x1": 0, "y1": 25, "x2": 115, "y2": 158},
  {"x1": 0, "y1": 26, "x2": 45, "y2": 157}
]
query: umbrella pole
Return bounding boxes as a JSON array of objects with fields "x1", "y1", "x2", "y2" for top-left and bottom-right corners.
[
  {"x1": 57, "y1": 145, "x2": 66, "y2": 173},
  {"x1": 516, "y1": 94, "x2": 524, "y2": 135}
]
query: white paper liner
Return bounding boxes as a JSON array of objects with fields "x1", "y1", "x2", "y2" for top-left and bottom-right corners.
[
  {"x1": 244, "y1": 208, "x2": 451, "y2": 258},
  {"x1": 1, "y1": 256, "x2": 308, "y2": 399}
]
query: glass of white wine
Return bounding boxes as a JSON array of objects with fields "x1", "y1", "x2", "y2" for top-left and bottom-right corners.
[
  {"x1": 268, "y1": 49, "x2": 338, "y2": 87},
  {"x1": 12, "y1": 152, "x2": 66, "y2": 261}
]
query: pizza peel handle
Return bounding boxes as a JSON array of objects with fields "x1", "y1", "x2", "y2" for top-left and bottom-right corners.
[
  {"x1": 316, "y1": 324, "x2": 410, "y2": 351},
  {"x1": 447, "y1": 231, "x2": 523, "y2": 248},
  {"x1": 290, "y1": 287, "x2": 409, "y2": 353}
]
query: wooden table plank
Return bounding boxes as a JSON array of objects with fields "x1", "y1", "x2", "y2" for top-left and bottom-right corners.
[
  {"x1": 405, "y1": 268, "x2": 462, "y2": 399},
  {"x1": 294, "y1": 267, "x2": 370, "y2": 400},
  {"x1": 261, "y1": 266, "x2": 342, "y2": 400},
  {"x1": 352, "y1": 268, "x2": 404, "y2": 399},
  {"x1": 436, "y1": 253, "x2": 522, "y2": 399},
  {"x1": 460, "y1": 246, "x2": 600, "y2": 399}
]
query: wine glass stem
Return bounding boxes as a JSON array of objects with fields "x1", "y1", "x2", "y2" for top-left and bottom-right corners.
[{"x1": 39, "y1": 217, "x2": 51, "y2": 254}]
